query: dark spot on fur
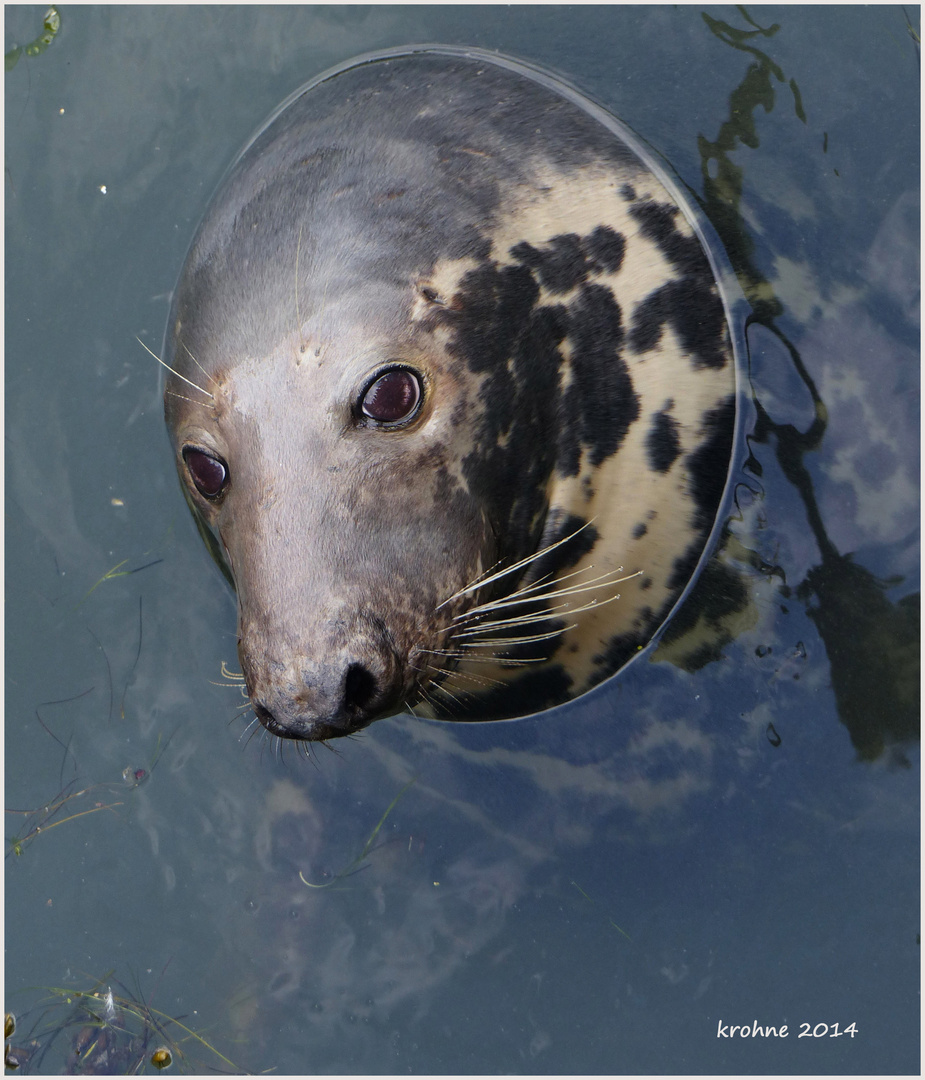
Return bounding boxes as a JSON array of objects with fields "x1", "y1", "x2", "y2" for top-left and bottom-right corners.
[
  {"x1": 686, "y1": 394, "x2": 737, "y2": 533},
  {"x1": 625, "y1": 200, "x2": 729, "y2": 371},
  {"x1": 646, "y1": 402, "x2": 682, "y2": 473},
  {"x1": 437, "y1": 259, "x2": 558, "y2": 563},
  {"x1": 629, "y1": 200, "x2": 702, "y2": 275},
  {"x1": 666, "y1": 535, "x2": 711, "y2": 597},
  {"x1": 434, "y1": 226, "x2": 647, "y2": 558},
  {"x1": 635, "y1": 605, "x2": 655, "y2": 627},
  {"x1": 629, "y1": 279, "x2": 729, "y2": 371},
  {"x1": 657, "y1": 556, "x2": 749, "y2": 670},
  {"x1": 525, "y1": 511, "x2": 599, "y2": 584},
  {"x1": 558, "y1": 282, "x2": 639, "y2": 474},
  {"x1": 632, "y1": 522, "x2": 648, "y2": 539},
  {"x1": 451, "y1": 665, "x2": 574, "y2": 721},
  {"x1": 584, "y1": 224, "x2": 626, "y2": 273},
  {"x1": 592, "y1": 628, "x2": 650, "y2": 678},
  {"x1": 663, "y1": 400, "x2": 738, "y2": 597},
  {"x1": 446, "y1": 261, "x2": 540, "y2": 374},
  {"x1": 620, "y1": 183, "x2": 636, "y2": 201},
  {"x1": 510, "y1": 233, "x2": 589, "y2": 294},
  {"x1": 510, "y1": 226, "x2": 626, "y2": 294}
]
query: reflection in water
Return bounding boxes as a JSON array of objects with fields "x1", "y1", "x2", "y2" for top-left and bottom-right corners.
[
  {"x1": 219, "y1": 776, "x2": 530, "y2": 1049},
  {"x1": 674, "y1": 7, "x2": 920, "y2": 760}
]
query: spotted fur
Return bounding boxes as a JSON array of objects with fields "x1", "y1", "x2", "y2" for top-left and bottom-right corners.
[{"x1": 163, "y1": 47, "x2": 737, "y2": 740}]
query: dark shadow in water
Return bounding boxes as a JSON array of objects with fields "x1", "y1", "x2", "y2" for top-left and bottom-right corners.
[{"x1": 668, "y1": 7, "x2": 919, "y2": 759}]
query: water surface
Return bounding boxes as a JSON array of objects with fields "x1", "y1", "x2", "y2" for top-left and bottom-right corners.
[{"x1": 5, "y1": 5, "x2": 919, "y2": 1074}]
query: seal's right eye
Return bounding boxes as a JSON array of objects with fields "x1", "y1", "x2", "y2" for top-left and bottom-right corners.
[{"x1": 183, "y1": 448, "x2": 228, "y2": 500}]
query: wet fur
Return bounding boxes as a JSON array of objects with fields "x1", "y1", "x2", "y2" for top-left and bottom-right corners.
[{"x1": 163, "y1": 50, "x2": 737, "y2": 740}]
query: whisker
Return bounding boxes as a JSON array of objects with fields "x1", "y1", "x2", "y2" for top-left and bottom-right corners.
[
  {"x1": 452, "y1": 625, "x2": 575, "y2": 647},
  {"x1": 416, "y1": 684, "x2": 447, "y2": 716},
  {"x1": 239, "y1": 715, "x2": 261, "y2": 745},
  {"x1": 447, "y1": 553, "x2": 508, "y2": 600},
  {"x1": 221, "y1": 661, "x2": 244, "y2": 680},
  {"x1": 430, "y1": 664, "x2": 505, "y2": 690},
  {"x1": 411, "y1": 658, "x2": 505, "y2": 692},
  {"x1": 181, "y1": 341, "x2": 220, "y2": 389},
  {"x1": 413, "y1": 647, "x2": 547, "y2": 666},
  {"x1": 429, "y1": 681, "x2": 468, "y2": 711},
  {"x1": 455, "y1": 566, "x2": 640, "y2": 623},
  {"x1": 137, "y1": 336, "x2": 214, "y2": 401},
  {"x1": 165, "y1": 389, "x2": 213, "y2": 408},
  {"x1": 454, "y1": 588, "x2": 630, "y2": 638},
  {"x1": 452, "y1": 568, "x2": 572, "y2": 620},
  {"x1": 454, "y1": 610, "x2": 564, "y2": 635},
  {"x1": 436, "y1": 518, "x2": 598, "y2": 610}
]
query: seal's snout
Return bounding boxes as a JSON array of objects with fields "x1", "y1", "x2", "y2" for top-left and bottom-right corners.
[{"x1": 244, "y1": 645, "x2": 404, "y2": 742}]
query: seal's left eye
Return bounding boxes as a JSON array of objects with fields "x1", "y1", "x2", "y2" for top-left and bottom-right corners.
[
  {"x1": 360, "y1": 368, "x2": 422, "y2": 424},
  {"x1": 183, "y1": 448, "x2": 228, "y2": 499}
]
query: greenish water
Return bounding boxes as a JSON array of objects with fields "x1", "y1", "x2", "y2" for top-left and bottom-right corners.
[{"x1": 5, "y1": 5, "x2": 919, "y2": 1075}]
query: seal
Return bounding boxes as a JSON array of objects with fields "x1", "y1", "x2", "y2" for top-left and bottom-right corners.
[{"x1": 163, "y1": 46, "x2": 738, "y2": 742}]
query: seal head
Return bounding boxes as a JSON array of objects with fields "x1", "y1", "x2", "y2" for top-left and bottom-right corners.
[{"x1": 164, "y1": 48, "x2": 737, "y2": 741}]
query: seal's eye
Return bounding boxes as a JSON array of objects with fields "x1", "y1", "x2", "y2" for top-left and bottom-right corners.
[
  {"x1": 183, "y1": 448, "x2": 228, "y2": 500},
  {"x1": 360, "y1": 367, "x2": 422, "y2": 425}
]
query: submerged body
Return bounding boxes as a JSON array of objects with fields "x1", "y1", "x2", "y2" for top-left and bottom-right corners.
[{"x1": 163, "y1": 47, "x2": 737, "y2": 742}]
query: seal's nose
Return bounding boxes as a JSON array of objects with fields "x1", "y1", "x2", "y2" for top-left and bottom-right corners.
[{"x1": 243, "y1": 648, "x2": 403, "y2": 741}]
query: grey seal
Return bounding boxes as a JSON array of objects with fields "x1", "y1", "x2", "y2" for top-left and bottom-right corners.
[{"x1": 163, "y1": 46, "x2": 738, "y2": 741}]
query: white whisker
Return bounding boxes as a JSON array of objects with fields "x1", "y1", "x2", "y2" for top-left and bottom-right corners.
[
  {"x1": 454, "y1": 609, "x2": 564, "y2": 635},
  {"x1": 181, "y1": 341, "x2": 219, "y2": 388},
  {"x1": 137, "y1": 335, "x2": 214, "y2": 401},
  {"x1": 456, "y1": 566, "x2": 640, "y2": 623},
  {"x1": 416, "y1": 684, "x2": 445, "y2": 715},
  {"x1": 453, "y1": 625, "x2": 575, "y2": 647},
  {"x1": 165, "y1": 389, "x2": 212, "y2": 407},
  {"x1": 427, "y1": 663, "x2": 505, "y2": 690},
  {"x1": 430, "y1": 681, "x2": 468, "y2": 710},
  {"x1": 452, "y1": 567, "x2": 576, "y2": 620},
  {"x1": 436, "y1": 518, "x2": 598, "y2": 610},
  {"x1": 454, "y1": 587, "x2": 632, "y2": 638},
  {"x1": 414, "y1": 647, "x2": 547, "y2": 666},
  {"x1": 237, "y1": 714, "x2": 260, "y2": 742}
]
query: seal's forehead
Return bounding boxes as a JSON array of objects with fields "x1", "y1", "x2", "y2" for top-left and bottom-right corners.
[
  {"x1": 174, "y1": 53, "x2": 654, "y2": 374},
  {"x1": 238, "y1": 53, "x2": 645, "y2": 194},
  {"x1": 190, "y1": 53, "x2": 647, "y2": 270}
]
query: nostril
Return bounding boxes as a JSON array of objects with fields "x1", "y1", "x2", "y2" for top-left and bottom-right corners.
[
  {"x1": 254, "y1": 702, "x2": 280, "y2": 732},
  {"x1": 343, "y1": 663, "x2": 378, "y2": 716}
]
